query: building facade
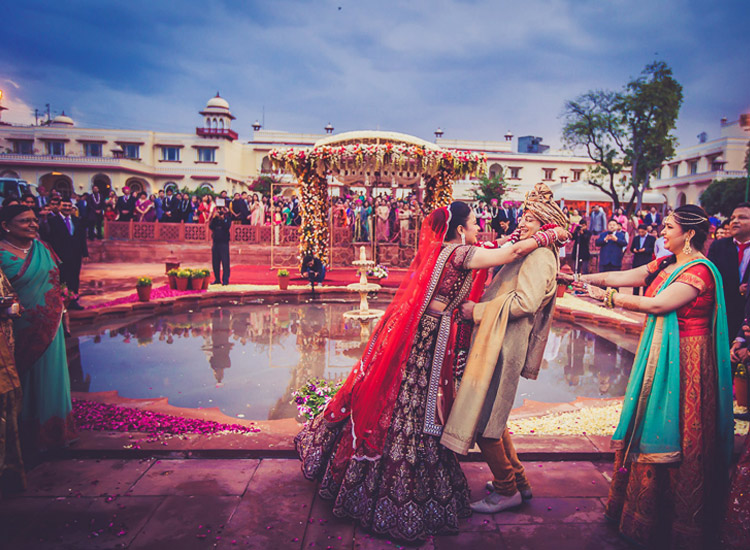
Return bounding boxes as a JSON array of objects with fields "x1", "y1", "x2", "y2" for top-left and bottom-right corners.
[
  {"x1": 650, "y1": 114, "x2": 749, "y2": 206},
  {"x1": 0, "y1": 94, "x2": 597, "y2": 200}
]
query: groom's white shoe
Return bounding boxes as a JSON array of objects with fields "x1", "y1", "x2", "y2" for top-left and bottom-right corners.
[
  {"x1": 485, "y1": 480, "x2": 533, "y2": 500},
  {"x1": 470, "y1": 490, "x2": 523, "y2": 514}
]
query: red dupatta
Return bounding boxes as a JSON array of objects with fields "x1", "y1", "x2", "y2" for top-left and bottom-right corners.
[{"x1": 323, "y1": 207, "x2": 455, "y2": 459}]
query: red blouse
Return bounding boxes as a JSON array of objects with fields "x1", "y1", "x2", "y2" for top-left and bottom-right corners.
[{"x1": 645, "y1": 260, "x2": 715, "y2": 337}]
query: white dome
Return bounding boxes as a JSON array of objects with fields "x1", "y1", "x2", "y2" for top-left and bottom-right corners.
[
  {"x1": 206, "y1": 94, "x2": 230, "y2": 111},
  {"x1": 51, "y1": 112, "x2": 74, "y2": 126}
]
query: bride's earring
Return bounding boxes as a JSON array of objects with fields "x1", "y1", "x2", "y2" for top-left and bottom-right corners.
[{"x1": 461, "y1": 232, "x2": 466, "y2": 245}]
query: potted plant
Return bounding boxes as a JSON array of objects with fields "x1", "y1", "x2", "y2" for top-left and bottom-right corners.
[
  {"x1": 277, "y1": 268, "x2": 290, "y2": 290},
  {"x1": 167, "y1": 268, "x2": 179, "y2": 290},
  {"x1": 136, "y1": 276, "x2": 153, "y2": 302},
  {"x1": 190, "y1": 268, "x2": 205, "y2": 290},
  {"x1": 175, "y1": 269, "x2": 191, "y2": 291},
  {"x1": 367, "y1": 264, "x2": 389, "y2": 283}
]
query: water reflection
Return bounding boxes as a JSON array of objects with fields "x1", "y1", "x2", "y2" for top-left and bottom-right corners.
[{"x1": 69, "y1": 302, "x2": 634, "y2": 420}]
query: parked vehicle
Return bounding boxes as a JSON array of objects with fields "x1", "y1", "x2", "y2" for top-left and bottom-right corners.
[{"x1": 0, "y1": 177, "x2": 35, "y2": 205}]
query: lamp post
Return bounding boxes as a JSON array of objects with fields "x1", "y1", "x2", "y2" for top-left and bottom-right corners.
[
  {"x1": 740, "y1": 114, "x2": 750, "y2": 201},
  {"x1": 434, "y1": 127, "x2": 444, "y2": 139}
]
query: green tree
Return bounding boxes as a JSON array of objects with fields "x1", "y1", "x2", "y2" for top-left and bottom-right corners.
[
  {"x1": 471, "y1": 172, "x2": 512, "y2": 206},
  {"x1": 622, "y1": 61, "x2": 683, "y2": 211},
  {"x1": 561, "y1": 61, "x2": 683, "y2": 214},
  {"x1": 251, "y1": 175, "x2": 275, "y2": 196},
  {"x1": 562, "y1": 90, "x2": 627, "y2": 210},
  {"x1": 700, "y1": 177, "x2": 747, "y2": 217}
]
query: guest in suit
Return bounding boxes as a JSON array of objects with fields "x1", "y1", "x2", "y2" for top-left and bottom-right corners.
[
  {"x1": 178, "y1": 193, "x2": 191, "y2": 223},
  {"x1": 45, "y1": 198, "x2": 88, "y2": 310},
  {"x1": 708, "y1": 202, "x2": 750, "y2": 342},
  {"x1": 596, "y1": 219, "x2": 627, "y2": 273},
  {"x1": 38, "y1": 196, "x2": 60, "y2": 242},
  {"x1": 115, "y1": 187, "x2": 135, "y2": 221},
  {"x1": 645, "y1": 207, "x2": 662, "y2": 228},
  {"x1": 231, "y1": 192, "x2": 250, "y2": 224},
  {"x1": 630, "y1": 224, "x2": 656, "y2": 295},
  {"x1": 89, "y1": 187, "x2": 105, "y2": 239},
  {"x1": 35, "y1": 186, "x2": 49, "y2": 210},
  {"x1": 571, "y1": 219, "x2": 592, "y2": 274},
  {"x1": 161, "y1": 189, "x2": 176, "y2": 222},
  {"x1": 154, "y1": 190, "x2": 165, "y2": 222}
]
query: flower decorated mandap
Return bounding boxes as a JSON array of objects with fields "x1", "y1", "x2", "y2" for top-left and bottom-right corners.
[{"x1": 270, "y1": 130, "x2": 486, "y2": 266}]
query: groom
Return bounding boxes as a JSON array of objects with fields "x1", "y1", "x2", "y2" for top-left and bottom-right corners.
[{"x1": 441, "y1": 183, "x2": 567, "y2": 513}]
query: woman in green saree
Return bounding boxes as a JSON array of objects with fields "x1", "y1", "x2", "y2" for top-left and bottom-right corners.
[
  {"x1": 0, "y1": 205, "x2": 76, "y2": 451},
  {"x1": 561, "y1": 205, "x2": 733, "y2": 549}
]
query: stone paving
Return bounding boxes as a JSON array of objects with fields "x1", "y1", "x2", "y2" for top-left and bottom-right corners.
[{"x1": 0, "y1": 458, "x2": 630, "y2": 550}]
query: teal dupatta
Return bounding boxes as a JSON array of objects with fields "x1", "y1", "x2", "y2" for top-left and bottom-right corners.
[{"x1": 612, "y1": 259, "x2": 733, "y2": 473}]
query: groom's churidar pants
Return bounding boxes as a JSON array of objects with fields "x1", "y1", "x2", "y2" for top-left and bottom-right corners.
[{"x1": 477, "y1": 428, "x2": 531, "y2": 496}]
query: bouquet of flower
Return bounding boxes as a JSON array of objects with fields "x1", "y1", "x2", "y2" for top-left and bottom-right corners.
[
  {"x1": 367, "y1": 264, "x2": 388, "y2": 279},
  {"x1": 291, "y1": 378, "x2": 344, "y2": 421},
  {"x1": 60, "y1": 283, "x2": 78, "y2": 306}
]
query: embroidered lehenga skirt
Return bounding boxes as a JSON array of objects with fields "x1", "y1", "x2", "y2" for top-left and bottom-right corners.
[
  {"x1": 605, "y1": 334, "x2": 722, "y2": 549},
  {"x1": 295, "y1": 313, "x2": 471, "y2": 542}
]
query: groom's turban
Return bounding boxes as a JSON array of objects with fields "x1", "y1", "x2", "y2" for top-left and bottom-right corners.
[{"x1": 522, "y1": 183, "x2": 569, "y2": 229}]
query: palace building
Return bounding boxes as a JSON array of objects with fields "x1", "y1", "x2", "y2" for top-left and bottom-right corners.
[{"x1": 0, "y1": 93, "x2": 599, "y2": 201}]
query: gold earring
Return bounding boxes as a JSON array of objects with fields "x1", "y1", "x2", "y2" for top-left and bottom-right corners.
[{"x1": 682, "y1": 236, "x2": 693, "y2": 255}]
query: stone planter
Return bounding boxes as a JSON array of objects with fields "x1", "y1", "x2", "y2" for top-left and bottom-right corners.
[
  {"x1": 278, "y1": 275, "x2": 289, "y2": 290},
  {"x1": 176, "y1": 277, "x2": 189, "y2": 291},
  {"x1": 136, "y1": 284, "x2": 152, "y2": 302}
]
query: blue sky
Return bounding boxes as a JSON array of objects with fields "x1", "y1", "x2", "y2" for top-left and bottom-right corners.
[{"x1": 1, "y1": 0, "x2": 748, "y2": 149}]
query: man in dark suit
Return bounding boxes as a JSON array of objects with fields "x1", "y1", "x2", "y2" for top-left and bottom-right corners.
[
  {"x1": 644, "y1": 207, "x2": 662, "y2": 227},
  {"x1": 45, "y1": 197, "x2": 88, "y2": 310},
  {"x1": 708, "y1": 203, "x2": 750, "y2": 341},
  {"x1": 35, "y1": 186, "x2": 49, "y2": 210},
  {"x1": 89, "y1": 187, "x2": 105, "y2": 238},
  {"x1": 630, "y1": 224, "x2": 656, "y2": 295},
  {"x1": 230, "y1": 192, "x2": 250, "y2": 224},
  {"x1": 161, "y1": 188, "x2": 176, "y2": 222},
  {"x1": 115, "y1": 187, "x2": 136, "y2": 221},
  {"x1": 177, "y1": 193, "x2": 191, "y2": 223},
  {"x1": 571, "y1": 219, "x2": 592, "y2": 274},
  {"x1": 595, "y1": 219, "x2": 628, "y2": 273}
]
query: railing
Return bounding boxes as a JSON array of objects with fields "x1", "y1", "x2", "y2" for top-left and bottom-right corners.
[
  {"x1": 195, "y1": 127, "x2": 239, "y2": 140},
  {"x1": 104, "y1": 220, "x2": 298, "y2": 245}
]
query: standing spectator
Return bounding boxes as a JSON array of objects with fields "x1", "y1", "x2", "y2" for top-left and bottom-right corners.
[
  {"x1": 178, "y1": 192, "x2": 191, "y2": 223},
  {"x1": 154, "y1": 190, "x2": 165, "y2": 222},
  {"x1": 45, "y1": 198, "x2": 88, "y2": 310},
  {"x1": 161, "y1": 188, "x2": 176, "y2": 222},
  {"x1": 231, "y1": 192, "x2": 249, "y2": 224},
  {"x1": 375, "y1": 197, "x2": 390, "y2": 242},
  {"x1": 21, "y1": 194, "x2": 36, "y2": 212},
  {"x1": 0, "y1": 205, "x2": 77, "y2": 451},
  {"x1": 589, "y1": 204, "x2": 607, "y2": 234},
  {"x1": 135, "y1": 192, "x2": 155, "y2": 222},
  {"x1": 90, "y1": 186, "x2": 105, "y2": 239},
  {"x1": 708, "y1": 202, "x2": 750, "y2": 342},
  {"x1": 198, "y1": 195, "x2": 214, "y2": 224},
  {"x1": 115, "y1": 187, "x2": 135, "y2": 221},
  {"x1": 35, "y1": 186, "x2": 49, "y2": 210},
  {"x1": 188, "y1": 195, "x2": 200, "y2": 223},
  {"x1": 596, "y1": 219, "x2": 627, "y2": 273},
  {"x1": 249, "y1": 194, "x2": 262, "y2": 225},
  {"x1": 209, "y1": 205, "x2": 232, "y2": 285},
  {"x1": 571, "y1": 219, "x2": 592, "y2": 274},
  {"x1": 38, "y1": 196, "x2": 60, "y2": 244},
  {"x1": 614, "y1": 207, "x2": 629, "y2": 233},
  {"x1": 630, "y1": 224, "x2": 656, "y2": 295},
  {"x1": 644, "y1": 206, "x2": 662, "y2": 227},
  {"x1": 569, "y1": 208, "x2": 582, "y2": 226}
]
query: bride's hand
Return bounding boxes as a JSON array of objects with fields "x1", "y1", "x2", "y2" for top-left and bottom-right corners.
[
  {"x1": 586, "y1": 284, "x2": 607, "y2": 302},
  {"x1": 552, "y1": 227, "x2": 570, "y2": 243}
]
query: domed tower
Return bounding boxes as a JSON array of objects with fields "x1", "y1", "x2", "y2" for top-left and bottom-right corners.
[
  {"x1": 49, "y1": 111, "x2": 75, "y2": 127},
  {"x1": 197, "y1": 93, "x2": 237, "y2": 140}
]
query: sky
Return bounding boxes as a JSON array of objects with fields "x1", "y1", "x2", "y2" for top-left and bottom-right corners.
[{"x1": 1, "y1": 0, "x2": 748, "y2": 150}]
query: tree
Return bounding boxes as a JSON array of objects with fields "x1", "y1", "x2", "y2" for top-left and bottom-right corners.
[
  {"x1": 471, "y1": 172, "x2": 513, "y2": 206},
  {"x1": 699, "y1": 177, "x2": 747, "y2": 216},
  {"x1": 561, "y1": 61, "x2": 683, "y2": 214},
  {"x1": 622, "y1": 61, "x2": 683, "y2": 211},
  {"x1": 562, "y1": 90, "x2": 627, "y2": 210}
]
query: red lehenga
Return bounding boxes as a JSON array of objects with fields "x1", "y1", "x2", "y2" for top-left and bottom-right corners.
[
  {"x1": 295, "y1": 211, "x2": 478, "y2": 542},
  {"x1": 605, "y1": 261, "x2": 723, "y2": 549}
]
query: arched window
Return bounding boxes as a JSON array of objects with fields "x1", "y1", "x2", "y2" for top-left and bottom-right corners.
[
  {"x1": 489, "y1": 163, "x2": 503, "y2": 179},
  {"x1": 198, "y1": 182, "x2": 214, "y2": 192},
  {"x1": 164, "y1": 181, "x2": 178, "y2": 193},
  {"x1": 676, "y1": 192, "x2": 687, "y2": 207}
]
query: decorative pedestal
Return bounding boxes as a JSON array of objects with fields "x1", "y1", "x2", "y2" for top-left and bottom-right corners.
[{"x1": 344, "y1": 246, "x2": 385, "y2": 341}]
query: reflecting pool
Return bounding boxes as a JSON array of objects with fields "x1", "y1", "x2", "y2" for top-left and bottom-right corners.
[{"x1": 68, "y1": 300, "x2": 635, "y2": 420}]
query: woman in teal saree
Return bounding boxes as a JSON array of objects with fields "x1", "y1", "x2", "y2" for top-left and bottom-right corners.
[
  {"x1": 0, "y1": 205, "x2": 76, "y2": 450},
  {"x1": 563, "y1": 205, "x2": 733, "y2": 549}
]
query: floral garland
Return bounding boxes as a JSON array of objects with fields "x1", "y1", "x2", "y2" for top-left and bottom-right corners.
[{"x1": 270, "y1": 142, "x2": 486, "y2": 265}]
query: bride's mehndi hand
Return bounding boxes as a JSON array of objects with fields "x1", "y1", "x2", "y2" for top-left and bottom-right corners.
[{"x1": 587, "y1": 284, "x2": 607, "y2": 302}]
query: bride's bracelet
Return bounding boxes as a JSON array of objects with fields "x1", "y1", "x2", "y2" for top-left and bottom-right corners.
[
  {"x1": 532, "y1": 231, "x2": 551, "y2": 248},
  {"x1": 604, "y1": 287, "x2": 618, "y2": 308}
]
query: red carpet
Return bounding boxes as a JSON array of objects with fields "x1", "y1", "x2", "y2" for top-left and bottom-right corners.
[{"x1": 228, "y1": 265, "x2": 407, "y2": 288}]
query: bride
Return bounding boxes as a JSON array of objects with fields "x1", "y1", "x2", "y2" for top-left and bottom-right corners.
[{"x1": 295, "y1": 201, "x2": 567, "y2": 542}]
